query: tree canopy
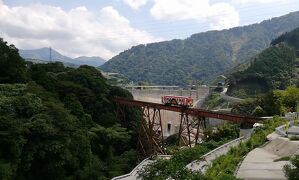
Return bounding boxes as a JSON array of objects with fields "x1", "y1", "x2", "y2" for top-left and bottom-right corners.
[
  {"x1": 0, "y1": 39, "x2": 141, "y2": 180},
  {"x1": 0, "y1": 38, "x2": 27, "y2": 83}
]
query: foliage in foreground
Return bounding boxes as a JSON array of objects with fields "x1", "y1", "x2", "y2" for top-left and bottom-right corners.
[
  {"x1": 140, "y1": 116, "x2": 285, "y2": 180},
  {"x1": 139, "y1": 123, "x2": 240, "y2": 180},
  {"x1": 0, "y1": 39, "x2": 141, "y2": 180},
  {"x1": 284, "y1": 155, "x2": 299, "y2": 180}
]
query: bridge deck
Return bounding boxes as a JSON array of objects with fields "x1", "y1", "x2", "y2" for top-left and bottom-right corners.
[{"x1": 112, "y1": 97, "x2": 261, "y2": 124}]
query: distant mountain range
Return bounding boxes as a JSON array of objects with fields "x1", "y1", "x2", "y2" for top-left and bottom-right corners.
[
  {"x1": 101, "y1": 11, "x2": 299, "y2": 85},
  {"x1": 20, "y1": 47, "x2": 106, "y2": 67}
]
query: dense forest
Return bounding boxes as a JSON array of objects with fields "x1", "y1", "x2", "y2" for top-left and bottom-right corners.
[
  {"x1": 0, "y1": 38, "x2": 141, "y2": 180},
  {"x1": 101, "y1": 11, "x2": 299, "y2": 85},
  {"x1": 226, "y1": 26, "x2": 299, "y2": 119},
  {"x1": 227, "y1": 26, "x2": 299, "y2": 98}
]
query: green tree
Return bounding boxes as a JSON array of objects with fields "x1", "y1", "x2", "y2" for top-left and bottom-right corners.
[
  {"x1": 0, "y1": 38, "x2": 27, "y2": 83},
  {"x1": 284, "y1": 155, "x2": 299, "y2": 180},
  {"x1": 283, "y1": 86, "x2": 299, "y2": 110}
]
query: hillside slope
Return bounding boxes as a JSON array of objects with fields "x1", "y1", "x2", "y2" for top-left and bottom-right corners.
[
  {"x1": 0, "y1": 39, "x2": 140, "y2": 179},
  {"x1": 101, "y1": 11, "x2": 299, "y2": 85},
  {"x1": 227, "y1": 27, "x2": 299, "y2": 98}
]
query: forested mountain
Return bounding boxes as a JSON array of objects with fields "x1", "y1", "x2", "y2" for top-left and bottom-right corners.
[
  {"x1": 227, "y1": 27, "x2": 299, "y2": 98},
  {"x1": 20, "y1": 48, "x2": 106, "y2": 67},
  {"x1": 271, "y1": 26, "x2": 299, "y2": 49},
  {"x1": 0, "y1": 38, "x2": 140, "y2": 179},
  {"x1": 101, "y1": 11, "x2": 299, "y2": 85}
]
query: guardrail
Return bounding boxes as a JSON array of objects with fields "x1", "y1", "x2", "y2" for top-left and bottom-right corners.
[
  {"x1": 200, "y1": 136, "x2": 244, "y2": 159},
  {"x1": 187, "y1": 136, "x2": 245, "y2": 172}
]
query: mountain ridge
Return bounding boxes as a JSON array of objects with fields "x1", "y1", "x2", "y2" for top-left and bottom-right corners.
[
  {"x1": 20, "y1": 47, "x2": 106, "y2": 67},
  {"x1": 101, "y1": 11, "x2": 299, "y2": 85}
]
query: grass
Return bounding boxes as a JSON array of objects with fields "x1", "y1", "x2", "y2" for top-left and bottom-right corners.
[
  {"x1": 289, "y1": 136, "x2": 299, "y2": 141},
  {"x1": 273, "y1": 156, "x2": 291, "y2": 162},
  {"x1": 204, "y1": 116, "x2": 286, "y2": 179},
  {"x1": 203, "y1": 92, "x2": 226, "y2": 110}
]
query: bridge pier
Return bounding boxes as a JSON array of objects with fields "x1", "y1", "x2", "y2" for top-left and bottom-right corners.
[
  {"x1": 113, "y1": 97, "x2": 260, "y2": 158},
  {"x1": 137, "y1": 107, "x2": 165, "y2": 157},
  {"x1": 178, "y1": 112, "x2": 205, "y2": 147}
]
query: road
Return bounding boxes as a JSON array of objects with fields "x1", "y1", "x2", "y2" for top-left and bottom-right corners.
[
  {"x1": 236, "y1": 135, "x2": 299, "y2": 180},
  {"x1": 220, "y1": 88, "x2": 244, "y2": 103}
]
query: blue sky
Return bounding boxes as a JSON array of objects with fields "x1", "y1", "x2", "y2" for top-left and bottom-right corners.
[{"x1": 1, "y1": 0, "x2": 299, "y2": 59}]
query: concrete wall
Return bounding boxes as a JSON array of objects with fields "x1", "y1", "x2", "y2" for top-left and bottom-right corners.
[
  {"x1": 129, "y1": 87, "x2": 210, "y2": 137},
  {"x1": 128, "y1": 88, "x2": 209, "y2": 102},
  {"x1": 206, "y1": 118, "x2": 225, "y2": 127}
]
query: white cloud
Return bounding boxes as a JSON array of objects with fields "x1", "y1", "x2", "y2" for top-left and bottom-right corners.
[
  {"x1": 0, "y1": 2, "x2": 160, "y2": 59},
  {"x1": 122, "y1": 0, "x2": 149, "y2": 9},
  {"x1": 150, "y1": 0, "x2": 239, "y2": 30},
  {"x1": 232, "y1": 0, "x2": 289, "y2": 4}
]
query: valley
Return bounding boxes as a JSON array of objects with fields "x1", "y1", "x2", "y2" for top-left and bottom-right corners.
[{"x1": 1, "y1": 4, "x2": 299, "y2": 180}]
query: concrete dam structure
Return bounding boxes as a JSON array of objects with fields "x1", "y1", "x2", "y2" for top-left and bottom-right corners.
[{"x1": 127, "y1": 87, "x2": 210, "y2": 137}]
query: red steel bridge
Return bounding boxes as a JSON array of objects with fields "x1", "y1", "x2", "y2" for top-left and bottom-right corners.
[{"x1": 113, "y1": 97, "x2": 261, "y2": 157}]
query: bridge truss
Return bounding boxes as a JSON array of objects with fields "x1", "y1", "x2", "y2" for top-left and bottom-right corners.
[{"x1": 113, "y1": 97, "x2": 260, "y2": 157}]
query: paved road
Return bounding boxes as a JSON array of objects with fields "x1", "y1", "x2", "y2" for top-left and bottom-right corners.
[
  {"x1": 220, "y1": 88, "x2": 244, "y2": 103},
  {"x1": 236, "y1": 136, "x2": 299, "y2": 180}
]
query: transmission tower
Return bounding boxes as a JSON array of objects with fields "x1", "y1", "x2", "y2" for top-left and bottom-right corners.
[{"x1": 49, "y1": 47, "x2": 52, "y2": 61}]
